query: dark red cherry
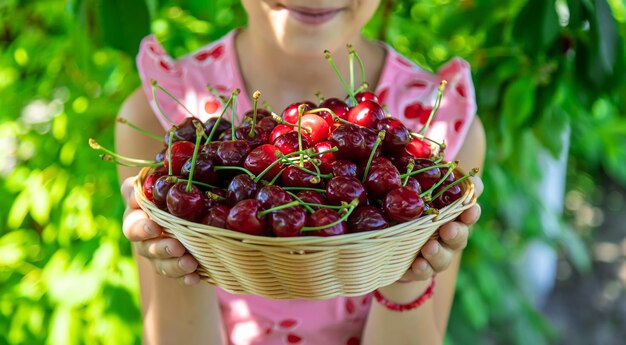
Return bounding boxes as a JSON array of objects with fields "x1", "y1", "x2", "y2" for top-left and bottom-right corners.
[
  {"x1": 330, "y1": 123, "x2": 368, "y2": 160},
  {"x1": 281, "y1": 163, "x2": 323, "y2": 188},
  {"x1": 346, "y1": 100, "x2": 384, "y2": 128},
  {"x1": 296, "y1": 190, "x2": 327, "y2": 209},
  {"x1": 153, "y1": 175, "x2": 177, "y2": 210},
  {"x1": 243, "y1": 108, "x2": 273, "y2": 122},
  {"x1": 364, "y1": 163, "x2": 401, "y2": 199},
  {"x1": 432, "y1": 184, "x2": 463, "y2": 209},
  {"x1": 406, "y1": 137, "x2": 432, "y2": 159},
  {"x1": 281, "y1": 101, "x2": 316, "y2": 124},
  {"x1": 200, "y1": 141, "x2": 220, "y2": 160},
  {"x1": 330, "y1": 159, "x2": 358, "y2": 178},
  {"x1": 404, "y1": 177, "x2": 422, "y2": 194},
  {"x1": 216, "y1": 140, "x2": 250, "y2": 166},
  {"x1": 165, "y1": 117, "x2": 203, "y2": 143},
  {"x1": 244, "y1": 144, "x2": 282, "y2": 180},
  {"x1": 348, "y1": 206, "x2": 390, "y2": 233},
  {"x1": 269, "y1": 206, "x2": 306, "y2": 237},
  {"x1": 255, "y1": 185, "x2": 293, "y2": 209},
  {"x1": 269, "y1": 124, "x2": 293, "y2": 142},
  {"x1": 361, "y1": 126, "x2": 381, "y2": 159},
  {"x1": 256, "y1": 116, "x2": 278, "y2": 133},
  {"x1": 354, "y1": 91, "x2": 379, "y2": 104},
  {"x1": 273, "y1": 131, "x2": 310, "y2": 155},
  {"x1": 166, "y1": 182, "x2": 205, "y2": 221},
  {"x1": 304, "y1": 208, "x2": 347, "y2": 237},
  {"x1": 164, "y1": 141, "x2": 195, "y2": 175},
  {"x1": 203, "y1": 117, "x2": 231, "y2": 140},
  {"x1": 313, "y1": 141, "x2": 336, "y2": 174},
  {"x1": 412, "y1": 159, "x2": 442, "y2": 190},
  {"x1": 181, "y1": 153, "x2": 217, "y2": 185},
  {"x1": 325, "y1": 176, "x2": 367, "y2": 206},
  {"x1": 319, "y1": 97, "x2": 349, "y2": 121},
  {"x1": 389, "y1": 147, "x2": 415, "y2": 173},
  {"x1": 383, "y1": 186, "x2": 425, "y2": 222},
  {"x1": 200, "y1": 204, "x2": 230, "y2": 228},
  {"x1": 143, "y1": 166, "x2": 168, "y2": 202},
  {"x1": 226, "y1": 199, "x2": 266, "y2": 236},
  {"x1": 377, "y1": 118, "x2": 411, "y2": 153},
  {"x1": 155, "y1": 148, "x2": 166, "y2": 163},
  {"x1": 234, "y1": 126, "x2": 269, "y2": 149},
  {"x1": 299, "y1": 114, "x2": 330, "y2": 144},
  {"x1": 226, "y1": 174, "x2": 259, "y2": 207}
]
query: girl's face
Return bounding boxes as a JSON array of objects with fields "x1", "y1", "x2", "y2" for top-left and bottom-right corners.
[{"x1": 241, "y1": 0, "x2": 381, "y2": 57}]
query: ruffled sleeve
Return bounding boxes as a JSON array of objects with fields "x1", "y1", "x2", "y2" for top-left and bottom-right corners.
[{"x1": 376, "y1": 50, "x2": 477, "y2": 161}]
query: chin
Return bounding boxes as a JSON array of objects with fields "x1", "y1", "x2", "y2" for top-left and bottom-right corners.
[{"x1": 273, "y1": 23, "x2": 356, "y2": 58}]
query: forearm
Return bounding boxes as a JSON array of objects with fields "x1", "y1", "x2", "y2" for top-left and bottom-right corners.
[
  {"x1": 362, "y1": 281, "x2": 443, "y2": 345},
  {"x1": 136, "y1": 252, "x2": 227, "y2": 345}
]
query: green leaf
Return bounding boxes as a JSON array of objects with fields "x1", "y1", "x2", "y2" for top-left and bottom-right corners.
[
  {"x1": 533, "y1": 106, "x2": 571, "y2": 158},
  {"x1": 7, "y1": 192, "x2": 29, "y2": 229},
  {"x1": 459, "y1": 284, "x2": 489, "y2": 329},
  {"x1": 513, "y1": 0, "x2": 561, "y2": 53},
  {"x1": 503, "y1": 76, "x2": 536, "y2": 130},
  {"x1": 98, "y1": 0, "x2": 151, "y2": 56}
]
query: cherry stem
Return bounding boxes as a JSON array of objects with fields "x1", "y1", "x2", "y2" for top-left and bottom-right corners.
[
  {"x1": 262, "y1": 100, "x2": 273, "y2": 113},
  {"x1": 403, "y1": 160, "x2": 415, "y2": 186},
  {"x1": 284, "y1": 191, "x2": 315, "y2": 213},
  {"x1": 257, "y1": 200, "x2": 301, "y2": 217},
  {"x1": 301, "y1": 199, "x2": 359, "y2": 231},
  {"x1": 271, "y1": 114, "x2": 313, "y2": 133},
  {"x1": 230, "y1": 89, "x2": 241, "y2": 139},
  {"x1": 205, "y1": 90, "x2": 236, "y2": 144},
  {"x1": 355, "y1": 82, "x2": 369, "y2": 95},
  {"x1": 99, "y1": 154, "x2": 164, "y2": 168},
  {"x1": 116, "y1": 118, "x2": 162, "y2": 141},
  {"x1": 167, "y1": 127, "x2": 175, "y2": 175},
  {"x1": 206, "y1": 191, "x2": 226, "y2": 201},
  {"x1": 254, "y1": 148, "x2": 319, "y2": 183},
  {"x1": 300, "y1": 202, "x2": 352, "y2": 210},
  {"x1": 410, "y1": 132, "x2": 445, "y2": 151},
  {"x1": 176, "y1": 178, "x2": 218, "y2": 190},
  {"x1": 89, "y1": 139, "x2": 156, "y2": 165},
  {"x1": 249, "y1": 90, "x2": 262, "y2": 138},
  {"x1": 307, "y1": 107, "x2": 354, "y2": 126},
  {"x1": 281, "y1": 159, "x2": 332, "y2": 180},
  {"x1": 361, "y1": 130, "x2": 386, "y2": 183},
  {"x1": 430, "y1": 168, "x2": 478, "y2": 201},
  {"x1": 150, "y1": 80, "x2": 177, "y2": 126},
  {"x1": 283, "y1": 187, "x2": 326, "y2": 193},
  {"x1": 185, "y1": 124, "x2": 205, "y2": 192},
  {"x1": 348, "y1": 44, "x2": 366, "y2": 86},
  {"x1": 349, "y1": 46, "x2": 355, "y2": 94},
  {"x1": 213, "y1": 165, "x2": 255, "y2": 178},
  {"x1": 398, "y1": 163, "x2": 453, "y2": 179},
  {"x1": 152, "y1": 80, "x2": 200, "y2": 122},
  {"x1": 315, "y1": 91, "x2": 325, "y2": 103},
  {"x1": 420, "y1": 161, "x2": 457, "y2": 199},
  {"x1": 269, "y1": 167, "x2": 286, "y2": 185},
  {"x1": 418, "y1": 80, "x2": 447, "y2": 136},
  {"x1": 324, "y1": 50, "x2": 357, "y2": 105},
  {"x1": 297, "y1": 104, "x2": 306, "y2": 166},
  {"x1": 207, "y1": 85, "x2": 228, "y2": 103}
]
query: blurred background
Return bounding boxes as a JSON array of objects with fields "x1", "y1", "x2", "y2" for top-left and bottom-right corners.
[{"x1": 1, "y1": 0, "x2": 625, "y2": 344}]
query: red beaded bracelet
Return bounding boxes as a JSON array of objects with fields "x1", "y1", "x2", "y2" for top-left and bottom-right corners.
[{"x1": 373, "y1": 275, "x2": 436, "y2": 312}]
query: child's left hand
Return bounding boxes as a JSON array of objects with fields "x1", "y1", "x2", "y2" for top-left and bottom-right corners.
[{"x1": 397, "y1": 176, "x2": 484, "y2": 282}]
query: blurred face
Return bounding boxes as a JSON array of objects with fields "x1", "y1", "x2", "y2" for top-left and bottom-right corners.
[{"x1": 241, "y1": 0, "x2": 381, "y2": 57}]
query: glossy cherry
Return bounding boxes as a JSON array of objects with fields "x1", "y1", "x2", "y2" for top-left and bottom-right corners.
[
  {"x1": 354, "y1": 91, "x2": 379, "y2": 104},
  {"x1": 364, "y1": 162, "x2": 401, "y2": 199},
  {"x1": 299, "y1": 114, "x2": 330, "y2": 144},
  {"x1": 165, "y1": 117, "x2": 203, "y2": 144},
  {"x1": 313, "y1": 141, "x2": 336, "y2": 174},
  {"x1": 325, "y1": 176, "x2": 367, "y2": 206},
  {"x1": 304, "y1": 208, "x2": 347, "y2": 237},
  {"x1": 216, "y1": 140, "x2": 250, "y2": 166},
  {"x1": 319, "y1": 97, "x2": 349, "y2": 120},
  {"x1": 181, "y1": 153, "x2": 217, "y2": 185},
  {"x1": 153, "y1": 175, "x2": 177, "y2": 210},
  {"x1": 432, "y1": 183, "x2": 463, "y2": 209},
  {"x1": 226, "y1": 174, "x2": 259, "y2": 207},
  {"x1": 281, "y1": 163, "x2": 323, "y2": 188},
  {"x1": 269, "y1": 124, "x2": 293, "y2": 142},
  {"x1": 226, "y1": 199, "x2": 266, "y2": 236},
  {"x1": 348, "y1": 206, "x2": 390, "y2": 233},
  {"x1": 200, "y1": 204, "x2": 230, "y2": 228},
  {"x1": 234, "y1": 126, "x2": 269, "y2": 149},
  {"x1": 406, "y1": 137, "x2": 432, "y2": 159},
  {"x1": 269, "y1": 206, "x2": 306, "y2": 237},
  {"x1": 295, "y1": 190, "x2": 327, "y2": 209},
  {"x1": 383, "y1": 186, "x2": 425, "y2": 222},
  {"x1": 164, "y1": 141, "x2": 195, "y2": 175},
  {"x1": 203, "y1": 117, "x2": 231, "y2": 140},
  {"x1": 346, "y1": 100, "x2": 385, "y2": 128},
  {"x1": 155, "y1": 148, "x2": 166, "y2": 163},
  {"x1": 330, "y1": 124, "x2": 369, "y2": 160},
  {"x1": 166, "y1": 182, "x2": 205, "y2": 221},
  {"x1": 243, "y1": 144, "x2": 282, "y2": 180},
  {"x1": 377, "y1": 118, "x2": 411, "y2": 154},
  {"x1": 281, "y1": 101, "x2": 316, "y2": 124},
  {"x1": 411, "y1": 159, "x2": 442, "y2": 190},
  {"x1": 143, "y1": 166, "x2": 168, "y2": 202},
  {"x1": 330, "y1": 159, "x2": 358, "y2": 178},
  {"x1": 256, "y1": 116, "x2": 278, "y2": 133},
  {"x1": 255, "y1": 185, "x2": 293, "y2": 209},
  {"x1": 404, "y1": 177, "x2": 422, "y2": 194},
  {"x1": 273, "y1": 131, "x2": 310, "y2": 155}
]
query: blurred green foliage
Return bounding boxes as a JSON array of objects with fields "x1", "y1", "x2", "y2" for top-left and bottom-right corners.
[{"x1": 1, "y1": 0, "x2": 625, "y2": 344}]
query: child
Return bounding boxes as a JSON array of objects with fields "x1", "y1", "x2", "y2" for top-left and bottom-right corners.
[{"x1": 117, "y1": 1, "x2": 485, "y2": 344}]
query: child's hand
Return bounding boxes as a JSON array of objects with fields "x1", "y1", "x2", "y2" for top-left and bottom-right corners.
[
  {"x1": 120, "y1": 177, "x2": 201, "y2": 285},
  {"x1": 397, "y1": 176, "x2": 484, "y2": 282}
]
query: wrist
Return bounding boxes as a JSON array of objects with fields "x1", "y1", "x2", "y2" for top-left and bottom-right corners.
[{"x1": 374, "y1": 275, "x2": 436, "y2": 309}]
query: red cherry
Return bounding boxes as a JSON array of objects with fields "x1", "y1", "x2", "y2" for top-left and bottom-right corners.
[
  {"x1": 325, "y1": 176, "x2": 367, "y2": 206},
  {"x1": 330, "y1": 159, "x2": 358, "y2": 178},
  {"x1": 166, "y1": 182, "x2": 205, "y2": 221},
  {"x1": 274, "y1": 131, "x2": 310, "y2": 155},
  {"x1": 256, "y1": 116, "x2": 278, "y2": 133},
  {"x1": 354, "y1": 91, "x2": 379, "y2": 104},
  {"x1": 200, "y1": 204, "x2": 230, "y2": 228},
  {"x1": 164, "y1": 141, "x2": 195, "y2": 175},
  {"x1": 383, "y1": 186, "x2": 425, "y2": 222},
  {"x1": 269, "y1": 124, "x2": 293, "y2": 142},
  {"x1": 364, "y1": 162, "x2": 402, "y2": 199},
  {"x1": 255, "y1": 185, "x2": 293, "y2": 209},
  {"x1": 348, "y1": 206, "x2": 390, "y2": 233},
  {"x1": 295, "y1": 190, "x2": 327, "y2": 209},
  {"x1": 406, "y1": 137, "x2": 432, "y2": 159},
  {"x1": 281, "y1": 101, "x2": 316, "y2": 124},
  {"x1": 404, "y1": 177, "x2": 422, "y2": 194},
  {"x1": 244, "y1": 144, "x2": 282, "y2": 180},
  {"x1": 164, "y1": 117, "x2": 203, "y2": 144},
  {"x1": 377, "y1": 118, "x2": 411, "y2": 154},
  {"x1": 269, "y1": 206, "x2": 306, "y2": 237},
  {"x1": 319, "y1": 98, "x2": 350, "y2": 120},
  {"x1": 313, "y1": 141, "x2": 336, "y2": 174},
  {"x1": 226, "y1": 199, "x2": 266, "y2": 235},
  {"x1": 305, "y1": 208, "x2": 347, "y2": 237},
  {"x1": 216, "y1": 140, "x2": 250, "y2": 167},
  {"x1": 432, "y1": 184, "x2": 463, "y2": 209},
  {"x1": 153, "y1": 175, "x2": 177, "y2": 210},
  {"x1": 330, "y1": 124, "x2": 368, "y2": 161},
  {"x1": 226, "y1": 174, "x2": 259, "y2": 207},
  {"x1": 411, "y1": 159, "x2": 442, "y2": 190},
  {"x1": 203, "y1": 117, "x2": 231, "y2": 140},
  {"x1": 143, "y1": 166, "x2": 168, "y2": 202},
  {"x1": 234, "y1": 126, "x2": 269, "y2": 149},
  {"x1": 181, "y1": 153, "x2": 218, "y2": 185},
  {"x1": 281, "y1": 163, "x2": 323, "y2": 188},
  {"x1": 346, "y1": 100, "x2": 384, "y2": 128},
  {"x1": 299, "y1": 114, "x2": 330, "y2": 144}
]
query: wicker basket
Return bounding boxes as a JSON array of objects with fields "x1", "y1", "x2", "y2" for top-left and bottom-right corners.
[{"x1": 134, "y1": 167, "x2": 476, "y2": 300}]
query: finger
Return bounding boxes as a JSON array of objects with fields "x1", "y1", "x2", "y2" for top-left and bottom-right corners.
[
  {"x1": 438, "y1": 222, "x2": 469, "y2": 251},
  {"x1": 136, "y1": 237, "x2": 186, "y2": 259},
  {"x1": 152, "y1": 254, "x2": 198, "y2": 278},
  {"x1": 470, "y1": 175, "x2": 484, "y2": 199},
  {"x1": 459, "y1": 204, "x2": 481, "y2": 226},
  {"x1": 421, "y1": 239, "x2": 455, "y2": 273},
  {"x1": 121, "y1": 177, "x2": 136, "y2": 204},
  {"x1": 123, "y1": 208, "x2": 162, "y2": 241},
  {"x1": 398, "y1": 256, "x2": 434, "y2": 282},
  {"x1": 181, "y1": 273, "x2": 201, "y2": 286}
]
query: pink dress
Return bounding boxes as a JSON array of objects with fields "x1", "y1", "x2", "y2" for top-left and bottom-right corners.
[{"x1": 137, "y1": 30, "x2": 476, "y2": 345}]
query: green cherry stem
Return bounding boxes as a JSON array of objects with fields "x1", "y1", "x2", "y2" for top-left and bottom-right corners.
[
  {"x1": 153, "y1": 81, "x2": 198, "y2": 119},
  {"x1": 206, "y1": 85, "x2": 228, "y2": 103},
  {"x1": 361, "y1": 130, "x2": 386, "y2": 183},
  {"x1": 418, "y1": 80, "x2": 447, "y2": 136},
  {"x1": 150, "y1": 80, "x2": 177, "y2": 126},
  {"x1": 324, "y1": 50, "x2": 357, "y2": 105},
  {"x1": 99, "y1": 154, "x2": 163, "y2": 168},
  {"x1": 420, "y1": 161, "x2": 457, "y2": 199},
  {"x1": 257, "y1": 200, "x2": 302, "y2": 217},
  {"x1": 213, "y1": 165, "x2": 255, "y2": 178},
  {"x1": 355, "y1": 82, "x2": 370, "y2": 95},
  {"x1": 403, "y1": 160, "x2": 415, "y2": 186},
  {"x1": 205, "y1": 90, "x2": 236, "y2": 144},
  {"x1": 206, "y1": 191, "x2": 226, "y2": 201},
  {"x1": 398, "y1": 163, "x2": 454, "y2": 179},
  {"x1": 410, "y1": 132, "x2": 446, "y2": 152},
  {"x1": 185, "y1": 123, "x2": 205, "y2": 192},
  {"x1": 430, "y1": 168, "x2": 479, "y2": 201},
  {"x1": 230, "y1": 88, "x2": 241, "y2": 139},
  {"x1": 284, "y1": 191, "x2": 315, "y2": 213},
  {"x1": 262, "y1": 100, "x2": 273, "y2": 113},
  {"x1": 116, "y1": 118, "x2": 162, "y2": 141},
  {"x1": 348, "y1": 44, "x2": 366, "y2": 86},
  {"x1": 281, "y1": 158, "x2": 333, "y2": 180},
  {"x1": 176, "y1": 178, "x2": 219, "y2": 190},
  {"x1": 269, "y1": 167, "x2": 286, "y2": 185},
  {"x1": 283, "y1": 187, "x2": 326, "y2": 193},
  {"x1": 297, "y1": 104, "x2": 306, "y2": 166},
  {"x1": 248, "y1": 90, "x2": 261, "y2": 138},
  {"x1": 301, "y1": 199, "x2": 359, "y2": 232},
  {"x1": 306, "y1": 107, "x2": 354, "y2": 126},
  {"x1": 348, "y1": 46, "x2": 355, "y2": 94},
  {"x1": 299, "y1": 202, "x2": 352, "y2": 210},
  {"x1": 167, "y1": 126, "x2": 175, "y2": 175},
  {"x1": 89, "y1": 139, "x2": 156, "y2": 165}
]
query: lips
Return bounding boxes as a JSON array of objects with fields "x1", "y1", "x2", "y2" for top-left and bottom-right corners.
[{"x1": 278, "y1": 5, "x2": 343, "y2": 25}]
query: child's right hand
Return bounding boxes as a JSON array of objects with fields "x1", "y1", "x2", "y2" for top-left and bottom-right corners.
[{"x1": 120, "y1": 176, "x2": 201, "y2": 285}]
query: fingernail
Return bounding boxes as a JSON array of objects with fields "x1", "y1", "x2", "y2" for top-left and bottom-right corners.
[
  {"x1": 179, "y1": 257, "x2": 196, "y2": 272},
  {"x1": 428, "y1": 242, "x2": 439, "y2": 255},
  {"x1": 446, "y1": 226, "x2": 458, "y2": 241},
  {"x1": 165, "y1": 245, "x2": 173, "y2": 256},
  {"x1": 144, "y1": 223, "x2": 158, "y2": 236},
  {"x1": 416, "y1": 259, "x2": 428, "y2": 271}
]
